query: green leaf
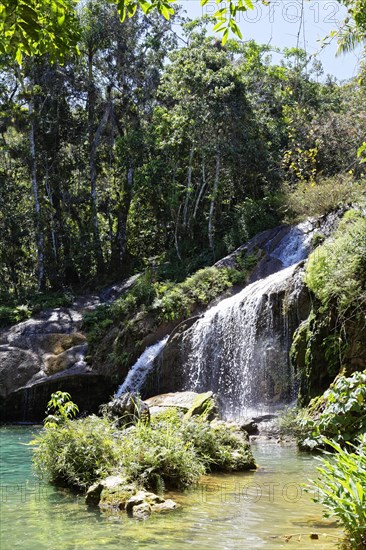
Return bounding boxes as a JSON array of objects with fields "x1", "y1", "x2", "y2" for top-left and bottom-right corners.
[
  {"x1": 15, "y1": 47, "x2": 22, "y2": 65},
  {"x1": 230, "y1": 19, "x2": 242, "y2": 38},
  {"x1": 212, "y1": 21, "x2": 227, "y2": 32},
  {"x1": 222, "y1": 28, "x2": 229, "y2": 45},
  {"x1": 139, "y1": 0, "x2": 151, "y2": 13}
]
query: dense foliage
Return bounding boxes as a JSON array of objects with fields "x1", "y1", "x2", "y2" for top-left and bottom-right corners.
[
  {"x1": 291, "y1": 210, "x2": 366, "y2": 405},
  {"x1": 32, "y1": 394, "x2": 255, "y2": 491},
  {"x1": 1, "y1": 2, "x2": 365, "y2": 305},
  {"x1": 296, "y1": 370, "x2": 366, "y2": 450},
  {"x1": 313, "y1": 437, "x2": 366, "y2": 549},
  {"x1": 2, "y1": 0, "x2": 365, "y2": 64},
  {"x1": 306, "y1": 211, "x2": 366, "y2": 323}
]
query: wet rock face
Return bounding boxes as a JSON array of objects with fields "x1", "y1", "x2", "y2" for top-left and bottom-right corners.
[
  {"x1": 1, "y1": 372, "x2": 115, "y2": 422},
  {"x1": 146, "y1": 264, "x2": 311, "y2": 414},
  {"x1": 0, "y1": 348, "x2": 41, "y2": 400}
]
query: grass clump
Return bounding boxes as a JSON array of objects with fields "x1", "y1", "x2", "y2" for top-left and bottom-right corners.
[
  {"x1": 32, "y1": 393, "x2": 256, "y2": 493},
  {"x1": 152, "y1": 267, "x2": 245, "y2": 322}
]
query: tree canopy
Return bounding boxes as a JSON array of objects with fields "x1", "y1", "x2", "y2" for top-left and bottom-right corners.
[
  {"x1": 5, "y1": 0, "x2": 365, "y2": 63},
  {"x1": 0, "y1": 3, "x2": 365, "y2": 303}
]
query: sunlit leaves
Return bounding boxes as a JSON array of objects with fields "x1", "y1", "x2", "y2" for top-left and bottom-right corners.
[
  {"x1": 0, "y1": 0, "x2": 257, "y2": 63},
  {"x1": 357, "y1": 142, "x2": 366, "y2": 163},
  {"x1": 311, "y1": 436, "x2": 366, "y2": 546},
  {"x1": 0, "y1": 0, "x2": 80, "y2": 63}
]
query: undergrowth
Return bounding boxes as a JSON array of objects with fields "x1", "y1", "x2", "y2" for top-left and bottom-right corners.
[
  {"x1": 83, "y1": 265, "x2": 249, "y2": 355},
  {"x1": 32, "y1": 394, "x2": 256, "y2": 492}
]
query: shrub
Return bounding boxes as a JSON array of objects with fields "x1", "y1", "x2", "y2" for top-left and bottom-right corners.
[
  {"x1": 312, "y1": 436, "x2": 366, "y2": 549},
  {"x1": 181, "y1": 419, "x2": 256, "y2": 472},
  {"x1": 32, "y1": 398, "x2": 256, "y2": 492},
  {"x1": 32, "y1": 415, "x2": 120, "y2": 488},
  {"x1": 283, "y1": 175, "x2": 366, "y2": 220},
  {"x1": 28, "y1": 290, "x2": 74, "y2": 312},
  {"x1": 0, "y1": 291, "x2": 74, "y2": 328},
  {"x1": 0, "y1": 304, "x2": 31, "y2": 327},
  {"x1": 297, "y1": 370, "x2": 366, "y2": 450},
  {"x1": 117, "y1": 419, "x2": 205, "y2": 490},
  {"x1": 43, "y1": 391, "x2": 79, "y2": 428}
]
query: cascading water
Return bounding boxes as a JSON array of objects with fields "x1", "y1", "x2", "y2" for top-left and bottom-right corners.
[
  {"x1": 119, "y1": 222, "x2": 313, "y2": 415},
  {"x1": 177, "y1": 222, "x2": 314, "y2": 418},
  {"x1": 268, "y1": 220, "x2": 313, "y2": 267},
  {"x1": 116, "y1": 336, "x2": 168, "y2": 396},
  {"x1": 180, "y1": 265, "x2": 301, "y2": 418}
]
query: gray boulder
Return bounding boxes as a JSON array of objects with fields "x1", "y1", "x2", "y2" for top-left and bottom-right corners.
[{"x1": 104, "y1": 392, "x2": 150, "y2": 426}]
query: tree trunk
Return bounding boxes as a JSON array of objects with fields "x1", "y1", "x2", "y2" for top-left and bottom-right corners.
[
  {"x1": 111, "y1": 166, "x2": 134, "y2": 272},
  {"x1": 193, "y1": 152, "x2": 207, "y2": 219},
  {"x1": 208, "y1": 150, "x2": 221, "y2": 252},
  {"x1": 183, "y1": 145, "x2": 194, "y2": 228},
  {"x1": 29, "y1": 97, "x2": 45, "y2": 291},
  {"x1": 87, "y1": 48, "x2": 104, "y2": 274}
]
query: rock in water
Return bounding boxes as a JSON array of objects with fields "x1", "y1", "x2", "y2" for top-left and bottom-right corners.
[
  {"x1": 87, "y1": 479, "x2": 179, "y2": 519},
  {"x1": 104, "y1": 392, "x2": 150, "y2": 426},
  {"x1": 145, "y1": 391, "x2": 216, "y2": 418}
]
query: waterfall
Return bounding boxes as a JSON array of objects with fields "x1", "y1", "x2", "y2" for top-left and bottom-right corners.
[
  {"x1": 268, "y1": 220, "x2": 313, "y2": 267},
  {"x1": 180, "y1": 264, "x2": 301, "y2": 418},
  {"x1": 116, "y1": 337, "x2": 169, "y2": 396},
  {"x1": 120, "y1": 222, "x2": 313, "y2": 414},
  {"x1": 174, "y1": 221, "x2": 314, "y2": 419}
]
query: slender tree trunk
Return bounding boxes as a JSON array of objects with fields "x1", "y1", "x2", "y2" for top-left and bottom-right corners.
[
  {"x1": 111, "y1": 166, "x2": 134, "y2": 272},
  {"x1": 208, "y1": 150, "x2": 221, "y2": 252},
  {"x1": 29, "y1": 97, "x2": 45, "y2": 290},
  {"x1": 87, "y1": 48, "x2": 104, "y2": 274},
  {"x1": 174, "y1": 204, "x2": 182, "y2": 262},
  {"x1": 44, "y1": 165, "x2": 58, "y2": 264},
  {"x1": 183, "y1": 145, "x2": 194, "y2": 228},
  {"x1": 193, "y1": 152, "x2": 207, "y2": 219}
]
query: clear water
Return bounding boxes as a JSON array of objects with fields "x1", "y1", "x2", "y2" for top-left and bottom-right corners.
[{"x1": 0, "y1": 426, "x2": 342, "y2": 549}]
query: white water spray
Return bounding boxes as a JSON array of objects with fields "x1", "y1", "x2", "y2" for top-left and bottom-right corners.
[
  {"x1": 116, "y1": 336, "x2": 168, "y2": 396},
  {"x1": 180, "y1": 264, "x2": 301, "y2": 417}
]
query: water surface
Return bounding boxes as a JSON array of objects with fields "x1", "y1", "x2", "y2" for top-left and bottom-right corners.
[{"x1": 0, "y1": 427, "x2": 342, "y2": 549}]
